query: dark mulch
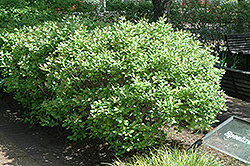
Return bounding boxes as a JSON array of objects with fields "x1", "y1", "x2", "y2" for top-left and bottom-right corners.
[{"x1": 1, "y1": 90, "x2": 249, "y2": 165}]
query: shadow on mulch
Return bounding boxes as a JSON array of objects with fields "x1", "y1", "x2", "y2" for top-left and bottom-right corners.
[
  {"x1": 0, "y1": 91, "x2": 116, "y2": 166},
  {"x1": 0, "y1": 91, "x2": 195, "y2": 165}
]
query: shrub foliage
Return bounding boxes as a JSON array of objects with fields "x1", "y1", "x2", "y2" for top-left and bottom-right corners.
[{"x1": 0, "y1": 16, "x2": 226, "y2": 155}]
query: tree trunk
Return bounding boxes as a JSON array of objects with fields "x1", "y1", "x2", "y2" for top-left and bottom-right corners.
[
  {"x1": 236, "y1": 0, "x2": 244, "y2": 33},
  {"x1": 152, "y1": 0, "x2": 172, "y2": 22}
]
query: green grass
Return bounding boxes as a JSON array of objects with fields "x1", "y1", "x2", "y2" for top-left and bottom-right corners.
[{"x1": 107, "y1": 147, "x2": 225, "y2": 166}]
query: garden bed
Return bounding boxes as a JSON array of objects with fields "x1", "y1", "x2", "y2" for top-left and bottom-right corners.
[{"x1": 0, "y1": 92, "x2": 248, "y2": 165}]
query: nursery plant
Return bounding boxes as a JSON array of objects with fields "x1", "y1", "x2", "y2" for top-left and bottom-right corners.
[{"x1": 0, "y1": 16, "x2": 226, "y2": 155}]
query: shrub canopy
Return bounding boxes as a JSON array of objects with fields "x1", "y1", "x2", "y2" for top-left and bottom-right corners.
[{"x1": 0, "y1": 16, "x2": 226, "y2": 155}]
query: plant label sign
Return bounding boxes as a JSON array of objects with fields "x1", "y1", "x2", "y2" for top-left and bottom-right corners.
[{"x1": 203, "y1": 116, "x2": 250, "y2": 164}]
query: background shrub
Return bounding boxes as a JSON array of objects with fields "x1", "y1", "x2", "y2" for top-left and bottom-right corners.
[
  {"x1": 2, "y1": 0, "x2": 249, "y2": 45},
  {"x1": 170, "y1": 0, "x2": 250, "y2": 45},
  {"x1": 0, "y1": 0, "x2": 98, "y2": 33},
  {"x1": 0, "y1": 6, "x2": 59, "y2": 33},
  {"x1": 170, "y1": 0, "x2": 250, "y2": 70},
  {"x1": 0, "y1": 15, "x2": 226, "y2": 155},
  {"x1": 106, "y1": 0, "x2": 154, "y2": 22}
]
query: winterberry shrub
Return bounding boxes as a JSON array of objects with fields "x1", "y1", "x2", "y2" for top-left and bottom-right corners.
[{"x1": 0, "y1": 17, "x2": 226, "y2": 155}]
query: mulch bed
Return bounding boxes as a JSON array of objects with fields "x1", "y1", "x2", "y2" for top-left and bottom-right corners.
[{"x1": 1, "y1": 91, "x2": 249, "y2": 165}]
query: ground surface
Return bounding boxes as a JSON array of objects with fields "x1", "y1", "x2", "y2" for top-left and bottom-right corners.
[
  {"x1": 0, "y1": 92, "x2": 249, "y2": 166},
  {"x1": 164, "y1": 96, "x2": 250, "y2": 166}
]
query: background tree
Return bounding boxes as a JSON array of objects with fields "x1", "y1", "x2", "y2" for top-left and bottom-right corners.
[{"x1": 152, "y1": 0, "x2": 172, "y2": 22}]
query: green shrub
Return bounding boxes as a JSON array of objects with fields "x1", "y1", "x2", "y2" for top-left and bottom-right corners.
[
  {"x1": 0, "y1": 17, "x2": 226, "y2": 155},
  {"x1": 0, "y1": 7, "x2": 56, "y2": 32},
  {"x1": 0, "y1": 0, "x2": 30, "y2": 7},
  {"x1": 109, "y1": 147, "x2": 225, "y2": 166},
  {"x1": 0, "y1": 16, "x2": 103, "y2": 108},
  {"x1": 0, "y1": 0, "x2": 93, "y2": 33},
  {"x1": 0, "y1": 0, "x2": 81, "y2": 9},
  {"x1": 0, "y1": 2, "x2": 59, "y2": 33}
]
